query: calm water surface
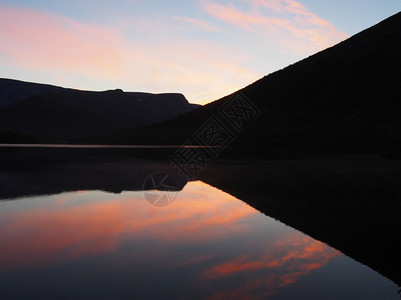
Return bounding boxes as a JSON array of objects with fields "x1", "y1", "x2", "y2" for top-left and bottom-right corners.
[{"x1": 0, "y1": 181, "x2": 399, "y2": 299}]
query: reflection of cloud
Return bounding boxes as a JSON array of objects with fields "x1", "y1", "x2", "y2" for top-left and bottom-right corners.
[
  {"x1": 0, "y1": 181, "x2": 341, "y2": 298},
  {"x1": 0, "y1": 181, "x2": 256, "y2": 270},
  {"x1": 204, "y1": 233, "x2": 340, "y2": 298},
  {"x1": 205, "y1": 234, "x2": 338, "y2": 277},
  {"x1": 202, "y1": 0, "x2": 348, "y2": 53}
]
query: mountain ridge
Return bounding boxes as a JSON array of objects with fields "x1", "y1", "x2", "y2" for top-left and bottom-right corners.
[
  {"x1": 1, "y1": 11, "x2": 400, "y2": 153},
  {"x1": 0, "y1": 79, "x2": 201, "y2": 143},
  {"x1": 0, "y1": 78, "x2": 73, "y2": 109},
  {"x1": 92, "y1": 11, "x2": 401, "y2": 156}
]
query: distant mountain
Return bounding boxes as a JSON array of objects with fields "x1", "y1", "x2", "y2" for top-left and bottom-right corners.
[
  {"x1": 98, "y1": 11, "x2": 401, "y2": 156},
  {"x1": 0, "y1": 79, "x2": 200, "y2": 143},
  {"x1": 0, "y1": 78, "x2": 67, "y2": 109}
]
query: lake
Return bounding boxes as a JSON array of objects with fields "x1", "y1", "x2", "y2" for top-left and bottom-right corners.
[{"x1": 0, "y1": 177, "x2": 399, "y2": 299}]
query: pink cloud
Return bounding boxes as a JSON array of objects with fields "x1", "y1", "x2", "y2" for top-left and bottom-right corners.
[
  {"x1": 202, "y1": 0, "x2": 348, "y2": 53},
  {"x1": 0, "y1": 4, "x2": 259, "y2": 104},
  {"x1": 203, "y1": 2, "x2": 290, "y2": 30},
  {"x1": 173, "y1": 16, "x2": 220, "y2": 32},
  {"x1": 0, "y1": 5, "x2": 125, "y2": 78},
  {"x1": 0, "y1": 2, "x2": 348, "y2": 104}
]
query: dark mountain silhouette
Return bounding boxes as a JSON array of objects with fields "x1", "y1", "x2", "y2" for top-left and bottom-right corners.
[
  {"x1": 95, "y1": 12, "x2": 401, "y2": 156},
  {"x1": 0, "y1": 149, "x2": 186, "y2": 199},
  {"x1": 0, "y1": 79, "x2": 200, "y2": 143},
  {"x1": 0, "y1": 78, "x2": 67, "y2": 109}
]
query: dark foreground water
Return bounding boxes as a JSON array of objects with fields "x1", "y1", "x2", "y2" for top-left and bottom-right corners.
[{"x1": 0, "y1": 181, "x2": 399, "y2": 299}]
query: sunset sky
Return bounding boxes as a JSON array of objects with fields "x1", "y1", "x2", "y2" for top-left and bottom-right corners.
[{"x1": 0, "y1": 0, "x2": 399, "y2": 104}]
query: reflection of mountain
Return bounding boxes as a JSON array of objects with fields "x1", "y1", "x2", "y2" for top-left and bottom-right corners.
[
  {"x1": 0, "y1": 181, "x2": 340, "y2": 299},
  {"x1": 98, "y1": 12, "x2": 401, "y2": 156},
  {"x1": 0, "y1": 148, "x2": 187, "y2": 199},
  {"x1": 199, "y1": 160, "x2": 401, "y2": 286},
  {"x1": 0, "y1": 78, "x2": 200, "y2": 143},
  {"x1": 1, "y1": 150, "x2": 400, "y2": 287}
]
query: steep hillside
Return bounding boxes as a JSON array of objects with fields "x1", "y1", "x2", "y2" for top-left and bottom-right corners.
[{"x1": 99, "y1": 12, "x2": 401, "y2": 156}]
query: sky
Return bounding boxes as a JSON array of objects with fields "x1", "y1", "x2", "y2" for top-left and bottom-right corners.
[{"x1": 0, "y1": 0, "x2": 400, "y2": 104}]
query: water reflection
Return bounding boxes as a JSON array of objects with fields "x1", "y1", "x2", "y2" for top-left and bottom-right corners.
[
  {"x1": 203, "y1": 233, "x2": 338, "y2": 299},
  {"x1": 0, "y1": 183, "x2": 259, "y2": 270},
  {"x1": 0, "y1": 181, "x2": 398, "y2": 299}
]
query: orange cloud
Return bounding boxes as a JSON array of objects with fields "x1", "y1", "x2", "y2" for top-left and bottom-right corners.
[{"x1": 202, "y1": 0, "x2": 348, "y2": 53}]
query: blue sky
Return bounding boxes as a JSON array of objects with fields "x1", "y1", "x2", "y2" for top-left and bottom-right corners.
[{"x1": 0, "y1": 0, "x2": 399, "y2": 104}]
